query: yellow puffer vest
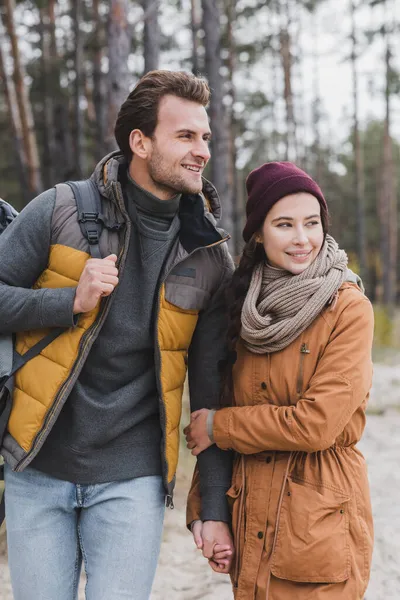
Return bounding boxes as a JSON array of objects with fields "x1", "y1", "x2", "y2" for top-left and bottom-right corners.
[{"x1": 2, "y1": 158, "x2": 231, "y2": 498}]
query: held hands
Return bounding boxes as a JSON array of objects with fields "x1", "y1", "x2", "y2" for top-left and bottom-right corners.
[
  {"x1": 73, "y1": 254, "x2": 119, "y2": 314},
  {"x1": 184, "y1": 409, "x2": 214, "y2": 456},
  {"x1": 192, "y1": 520, "x2": 234, "y2": 574}
]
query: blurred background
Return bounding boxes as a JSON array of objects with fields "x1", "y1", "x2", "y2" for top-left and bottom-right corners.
[{"x1": 0, "y1": 1, "x2": 399, "y2": 599}]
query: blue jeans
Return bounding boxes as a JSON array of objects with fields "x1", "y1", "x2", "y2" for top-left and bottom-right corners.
[{"x1": 4, "y1": 465, "x2": 166, "y2": 600}]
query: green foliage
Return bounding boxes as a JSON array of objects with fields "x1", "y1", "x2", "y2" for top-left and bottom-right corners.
[{"x1": 373, "y1": 305, "x2": 397, "y2": 347}]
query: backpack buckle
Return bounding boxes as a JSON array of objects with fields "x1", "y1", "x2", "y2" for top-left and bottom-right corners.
[
  {"x1": 79, "y1": 212, "x2": 99, "y2": 223},
  {"x1": 86, "y1": 229, "x2": 100, "y2": 245}
]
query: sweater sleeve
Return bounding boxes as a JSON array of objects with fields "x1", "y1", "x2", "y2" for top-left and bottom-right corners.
[
  {"x1": 0, "y1": 189, "x2": 77, "y2": 334},
  {"x1": 213, "y1": 294, "x2": 374, "y2": 455},
  {"x1": 188, "y1": 245, "x2": 234, "y2": 522}
]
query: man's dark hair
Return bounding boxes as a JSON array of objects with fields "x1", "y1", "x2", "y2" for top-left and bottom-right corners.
[{"x1": 114, "y1": 70, "x2": 210, "y2": 162}]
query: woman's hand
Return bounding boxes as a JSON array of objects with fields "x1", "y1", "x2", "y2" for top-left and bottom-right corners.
[
  {"x1": 191, "y1": 520, "x2": 234, "y2": 574},
  {"x1": 184, "y1": 409, "x2": 213, "y2": 456}
]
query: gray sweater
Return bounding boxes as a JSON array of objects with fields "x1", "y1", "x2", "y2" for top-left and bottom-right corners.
[{"x1": 31, "y1": 176, "x2": 181, "y2": 483}]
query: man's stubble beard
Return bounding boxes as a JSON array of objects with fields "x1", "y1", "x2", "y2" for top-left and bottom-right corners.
[{"x1": 147, "y1": 147, "x2": 202, "y2": 196}]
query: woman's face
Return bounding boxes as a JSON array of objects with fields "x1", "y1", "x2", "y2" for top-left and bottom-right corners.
[{"x1": 260, "y1": 192, "x2": 324, "y2": 275}]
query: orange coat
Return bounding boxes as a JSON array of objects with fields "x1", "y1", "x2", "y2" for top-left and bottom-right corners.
[{"x1": 187, "y1": 283, "x2": 374, "y2": 599}]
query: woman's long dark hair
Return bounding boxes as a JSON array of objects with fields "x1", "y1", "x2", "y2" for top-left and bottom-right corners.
[
  {"x1": 220, "y1": 238, "x2": 266, "y2": 407},
  {"x1": 219, "y1": 204, "x2": 329, "y2": 408}
]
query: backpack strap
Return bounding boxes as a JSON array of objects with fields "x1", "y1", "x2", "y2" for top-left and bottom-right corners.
[
  {"x1": 0, "y1": 463, "x2": 4, "y2": 525},
  {"x1": 67, "y1": 180, "x2": 104, "y2": 259},
  {"x1": 0, "y1": 199, "x2": 18, "y2": 234},
  {"x1": 9, "y1": 327, "x2": 65, "y2": 378}
]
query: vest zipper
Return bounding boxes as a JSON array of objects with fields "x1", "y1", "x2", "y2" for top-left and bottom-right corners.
[
  {"x1": 296, "y1": 342, "x2": 310, "y2": 396},
  {"x1": 15, "y1": 183, "x2": 130, "y2": 472},
  {"x1": 154, "y1": 234, "x2": 230, "y2": 506}
]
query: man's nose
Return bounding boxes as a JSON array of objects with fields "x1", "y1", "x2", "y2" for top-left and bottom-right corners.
[{"x1": 192, "y1": 139, "x2": 211, "y2": 162}]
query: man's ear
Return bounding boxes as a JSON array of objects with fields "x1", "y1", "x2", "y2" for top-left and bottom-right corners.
[{"x1": 129, "y1": 129, "x2": 152, "y2": 159}]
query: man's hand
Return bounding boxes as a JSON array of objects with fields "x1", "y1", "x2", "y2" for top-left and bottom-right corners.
[
  {"x1": 201, "y1": 520, "x2": 234, "y2": 574},
  {"x1": 184, "y1": 409, "x2": 213, "y2": 456},
  {"x1": 73, "y1": 254, "x2": 119, "y2": 314}
]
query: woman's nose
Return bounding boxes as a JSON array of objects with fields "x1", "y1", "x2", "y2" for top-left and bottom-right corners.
[{"x1": 293, "y1": 227, "x2": 308, "y2": 244}]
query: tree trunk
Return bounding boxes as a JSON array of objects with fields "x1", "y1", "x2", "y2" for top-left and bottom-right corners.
[
  {"x1": 311, "y1": 10, "x2": 322, "y2": 181},
  {"x1": 48, "y1": 0, "x2": 75, "y2": 180},
  {"x1": 201, "y1": 0, "x2": 233, "y2": 242},
  {"x1": 72, "y1": 0, "x2": 85, "y2": 178},
  {"x1": 379, "y1": 34, "x2": 397, "y2": 309},
  {"x1": 278, "y1": 0, "x2": 297, "y2": 162},
  {"x1": 39, "y1": 5, "x2": 56, "y2": 188},
  {"x1": 350, "y1": 0, "x2": 367, "y2": 287},
  {"x1": 279, "y1": 28, "x2": 297, "y2": 161},
  {"x1": 3, "y1": 0, "x2": 42, "y2": 196},
  {"x1": 143, "y1": 0, "x2": 160, "y2": 73},
  {"x1": 191, "y1": 0, "x2": 201, "y2": 75},
  {"x1": 92, "y1": 0, "x2": 106, "y2": 159},
  {"x1": 0, "y1": 33, "x2": 30, "y2": 205},
  {"x1": 106, "y1": 0, "x2": 131, "y2": 154},
  {"x1": 226, "y1": 0, "x2": 239, "y2": 254}
]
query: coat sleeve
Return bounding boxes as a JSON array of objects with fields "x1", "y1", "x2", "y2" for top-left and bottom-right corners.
[
  {"x1": 187, "y1": 244, "x2": 234, "y2": 522},
  {"x1": 0, "y1": 189, "x2": 77, "y2": 334},
  {"x1": 213, "y1": 292, "x2": 374, "y2": 455},
  {"x1": 186, "y1": 464, "x2": 202, "y2": 528}
]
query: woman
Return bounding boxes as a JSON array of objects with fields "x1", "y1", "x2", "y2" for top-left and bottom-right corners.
[{"x1": 185, "y1": 161, "x2": 374, "y2": 600}]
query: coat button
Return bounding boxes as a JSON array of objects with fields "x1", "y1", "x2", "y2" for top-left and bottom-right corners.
[
  {"x1": 257, "y1": 531, "x2": 264, "y2": 539},
  {"x1": 266, "y1": 456, "x2": 271, "y2": 464},
  {"x1": 287, "y1": 491, "x2": 291, "y2": 496},
  {"x1": 261, "y1": 382, "x2": 267, "y2": 390}
]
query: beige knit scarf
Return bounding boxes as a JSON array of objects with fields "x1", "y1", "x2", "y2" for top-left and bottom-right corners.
[{"x1": 241, "y1": 234, "x2": 348, "y2": 354}]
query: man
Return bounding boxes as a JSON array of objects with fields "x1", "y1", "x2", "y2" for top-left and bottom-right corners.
[{"x1": 0, "y1": 70, "x2": 233, "y2": 599}]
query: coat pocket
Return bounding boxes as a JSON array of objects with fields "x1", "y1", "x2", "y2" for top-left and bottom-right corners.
[
  {"x1": 165, "y1": 281, "x2": 210, "y2": 313},
  {"x1": 271, "y1": 477, "x2": 351, "y2": 583}
]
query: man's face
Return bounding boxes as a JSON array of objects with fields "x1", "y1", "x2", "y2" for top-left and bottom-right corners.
[{"x1": 145, "y1": 95, "x2": 212, "y2": 198}]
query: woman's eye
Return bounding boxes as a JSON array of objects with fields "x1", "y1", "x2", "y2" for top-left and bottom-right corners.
[
  {"x1": 277, "y1": 223, "x2": 291, "y2": 227},
  {"x1": 306, "y1": 221, "x2": 320, "y2": 226}
]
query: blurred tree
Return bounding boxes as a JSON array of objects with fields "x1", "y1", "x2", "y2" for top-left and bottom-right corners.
[
  {"x1": 190, "y1": 0, "x2": 201, "y2": 75},
  {"x1": 201, "y1": 0, "x2": 233, "y2": 243},
  {"x1": 143, "y1": 0, "x2": 160, "y2": 73},
  {"x1": 368, "y1": 0, "x2": 399, "y2": 307},
  {"x1": 0, "y1": 29, "x2": 29, "y2": 204},
  {"x1": 349, "y1": 0, "x2": 367, "y2": 288},
  {"x1": 72, "y1": 0, "x2": 86, "y2": 178},
  {"x1": 105, "y1": 0, "x2": 131, "y2": 153},
  {"x1": 2, "y1": 0, "x2": 42, "y2": 196},
  {"x1": 278, "y1": 0, "x2": 297, "y2": 161},
  {"x1": 91, "y1": 0, "x2": 107, "y2": 160},
  {"x1": 38, "y1": 0, "x2": 56, "y2": 188}
]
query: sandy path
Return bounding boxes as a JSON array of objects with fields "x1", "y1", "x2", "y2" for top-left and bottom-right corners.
[{"x1": 1, "y1": 361, "x2": 399, "y2": 599}]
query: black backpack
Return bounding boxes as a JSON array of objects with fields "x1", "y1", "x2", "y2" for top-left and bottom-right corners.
[{"x1": 0, "y1": 180, "x2": 105, "y2": 524}]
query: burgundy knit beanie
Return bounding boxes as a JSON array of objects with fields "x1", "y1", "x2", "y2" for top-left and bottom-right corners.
[{"x1": 242, "y1": 162, "x2": 329, "y2": 243}]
